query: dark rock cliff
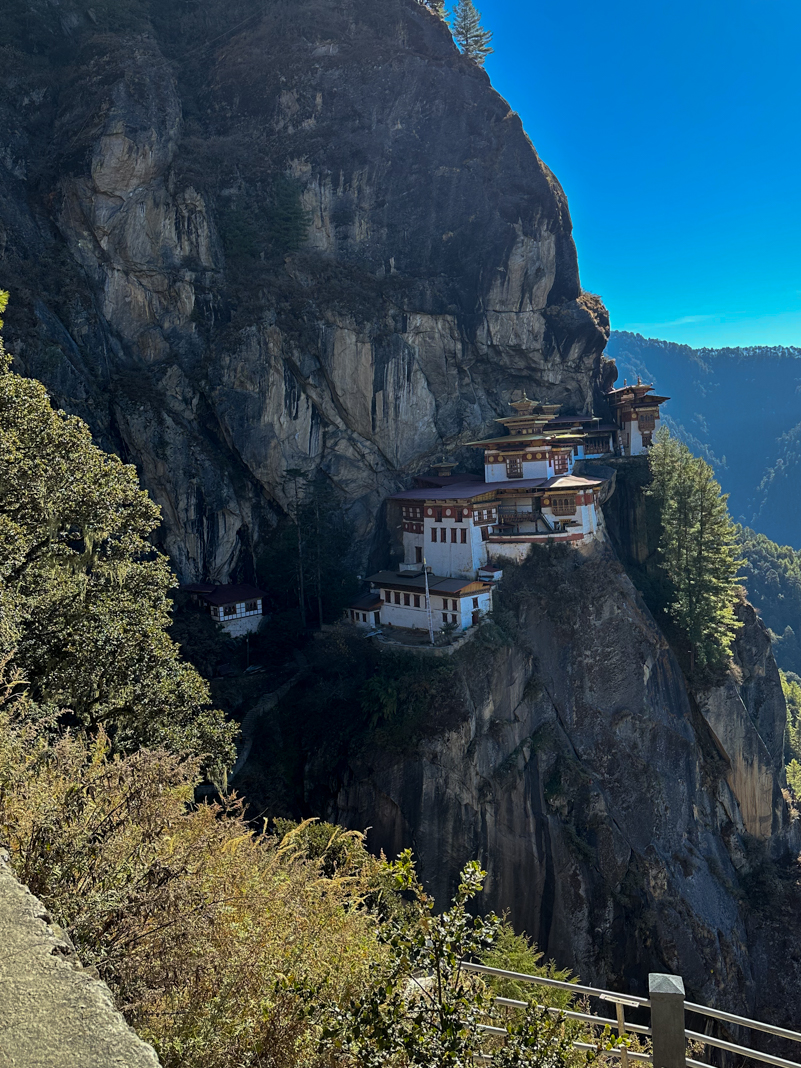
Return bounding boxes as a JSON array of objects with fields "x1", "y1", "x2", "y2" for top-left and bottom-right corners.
[
  {"x1": 3, "y1": 0, "x2": 798, "y2": 1025},
  {"x1": 0, "y1": 0, "x2": 608, "y2": 580},
  {"x1": 334, "y1": 539, "x2": 794, "y2": 1015}
]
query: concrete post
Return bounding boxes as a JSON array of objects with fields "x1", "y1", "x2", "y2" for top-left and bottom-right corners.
[{"x1": 649, "y1": 973, "x2": 687, "y2": 1068}]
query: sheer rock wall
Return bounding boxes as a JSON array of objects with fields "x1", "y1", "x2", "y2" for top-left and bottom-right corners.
[
  {"x1": 335, "y1": 542, "x2": 790, "y2": 1012},
  {"x1": 0, "y1": 0, "x2": 608, "y2": 580}
]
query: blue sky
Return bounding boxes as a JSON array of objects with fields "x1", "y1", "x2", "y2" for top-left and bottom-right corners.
[{"x1": 476, "y1": 0, "x2": 801, "y2": 348}]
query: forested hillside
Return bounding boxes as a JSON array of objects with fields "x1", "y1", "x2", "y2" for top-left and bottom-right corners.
[
  {"x1": 738, "y1": 526, "x2": 801, "y2": 675},
  {"x1": 606, "y1": 331, "x2": 801, "y2": 548}
]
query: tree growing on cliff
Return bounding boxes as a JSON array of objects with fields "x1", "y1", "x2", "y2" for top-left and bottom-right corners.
[
  {"x1": 421, "y1": 0, "x2": 446, "y2": 16},
  {"x1": 450, "y1": 0, "x2": 494, "y2": 66},
  {"x1": 0, "y1": 292, "x2": 236, "y2": 774},
  {"x1": 648, "y1": 428, "x2": 742, "y2": 668}
]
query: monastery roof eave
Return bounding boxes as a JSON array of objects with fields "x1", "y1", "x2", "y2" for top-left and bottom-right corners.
[
  {"x1": 348, "y1": 592, "x2": 383, "y2": 611},
  {"x1": 463, "y1": 433, "x2": 585, "y2": 448},
  {"x1": 366, "y1": 570, "x2": 493, "y2": 594},
  {"x1": 390, "y1": 475, "x2": 605, "y2": 502}
]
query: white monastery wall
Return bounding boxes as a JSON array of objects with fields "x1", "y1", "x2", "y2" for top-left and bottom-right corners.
[
  {"x1": 423, "y1": 519, "x2": 484, "y2": 576},
  {"x1": 488, "y1": 541, "x2": 533, "y2": 565},
  {"x1": 221, "y1": 614, "x2": 263, "y2": 637},
  {"x1": 402, "y1": 530, "x2": 425, "y2": 564}
]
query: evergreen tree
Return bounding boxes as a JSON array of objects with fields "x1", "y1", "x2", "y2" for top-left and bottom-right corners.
[
  {"x1": 0, "y1": 292, "x2": 236, "y2": 774},
  {"x1": 648, "y1": 428, "x2": 742, "y2": 668},
  {"x1": 449, "y1": 0, "x2": 494, "y2": 66}
]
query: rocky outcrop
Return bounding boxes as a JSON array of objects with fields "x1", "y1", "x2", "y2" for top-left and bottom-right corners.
[
  {"x1": 335, "y1": 541, "x2": 789, "y2": 1011},
  {"x1": 695, "y1": 599, "x2": 786, "y2": 839},
  {"x1": 0, "y1": 856, "x2": 160, "y2": 1067},
  {"x1": 601, "y1": 457, "x2": 788, "y2": 842},
  {"x1": 0, "y1": 0, "x2": 608, "y2": 581}
]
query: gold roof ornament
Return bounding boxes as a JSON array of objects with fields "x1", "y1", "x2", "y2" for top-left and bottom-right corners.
[{"x1": 509, "y1": 393, "x2": 536, "y2": 413}]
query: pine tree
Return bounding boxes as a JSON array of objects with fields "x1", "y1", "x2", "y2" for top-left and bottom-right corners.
[
  {"x1": 449, "y1": 0, "x2": 493, "y2": 66},
  {"x1": 648, "y1": 428, "x2": 742, "y2": 668}
]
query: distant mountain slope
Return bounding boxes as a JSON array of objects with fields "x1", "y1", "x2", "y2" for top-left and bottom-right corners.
[
  {"x1": 738, "y1": 526, "x2": 801, "y2": 675},
  {"x1": 606, "y1": 331, "x2": 801, "y2": 548}
]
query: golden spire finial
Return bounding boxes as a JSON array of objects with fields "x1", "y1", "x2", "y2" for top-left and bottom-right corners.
[{"x1": 510, "y1": 392, "x2": 536, "y2": 413}]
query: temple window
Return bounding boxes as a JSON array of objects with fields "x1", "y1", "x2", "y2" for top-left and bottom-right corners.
[
  {"x1": 431, "y1": 528, "x2": 437, "y2": 542},
  {"x1": 441, "y1": 598, "x2": 449, "y2": 609},
  {"x1": 404, "y1": 593, "x2": 411, "y2": 606},
  {"x1": 460, "y1": 528, "x2": 467, "y2": 543},
  {"x1": 440, "y1": 528, "x2": 447, "y2": 542},
  {"x1": 451, "y1": 528, "x2": 457, "y2": 543},
  {"x1": 551, "y1": 495, "x2": 576, "y2": 516},
  {"x1": 506, "y1": 457, "x2": 523, "y2": 479},
  {"x1": 394, "y1": 592, "x2": 401, "y2": 604},
  {"x1": 414, "y1": 594, "x2": 421, "y2": 607}
]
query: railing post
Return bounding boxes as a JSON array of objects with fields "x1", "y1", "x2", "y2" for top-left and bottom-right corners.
[{"x1": 649, "y1": 974, "x2": 687, "y2": 1068}]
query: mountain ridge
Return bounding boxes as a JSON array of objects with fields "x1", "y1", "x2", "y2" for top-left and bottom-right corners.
[{"x1": 606, "y1": 329, "x2": 801, "y2": 548}]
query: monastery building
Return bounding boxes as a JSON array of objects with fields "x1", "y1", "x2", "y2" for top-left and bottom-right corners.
[
  {"x1": 183, "y1": 582, "x2": 266, "y2": 637},
  {"x1": 347, "y1": 387, "x2": 668, "y2": 637}
]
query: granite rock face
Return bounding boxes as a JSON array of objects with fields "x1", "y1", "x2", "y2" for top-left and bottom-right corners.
[
  {"x1": 0, "y1": 0, "x2": 608, "y2": 580},
  {"x1": 0, "y1": 857, "x2": 161, "y2": 1067},
  {"x1": 335, "y1": 542, "x2": 790, "y2": 1011}
]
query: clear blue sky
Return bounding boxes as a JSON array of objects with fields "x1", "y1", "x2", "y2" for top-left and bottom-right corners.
[{"x1": 476, "y1": 0, "x2": 801, "y2": 348}]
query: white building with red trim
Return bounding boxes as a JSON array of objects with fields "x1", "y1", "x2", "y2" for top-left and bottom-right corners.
[
  {"x1": 605, "y1": 378, "x2": 669, "y2": 455},
  {"x1": 347, "y1": 569, "x2": 493, "y2": 633},
  {"x1": 347, "y1": 396, "x2": 613, "y2": 635},
  {"x1": 183, "y1": 582, "x2": 266, "y2": 637}
]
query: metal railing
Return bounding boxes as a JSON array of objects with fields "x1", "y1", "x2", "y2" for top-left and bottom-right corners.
[{"x1": 461, "y1": 962, "x2": 801, "y2": 1068}]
